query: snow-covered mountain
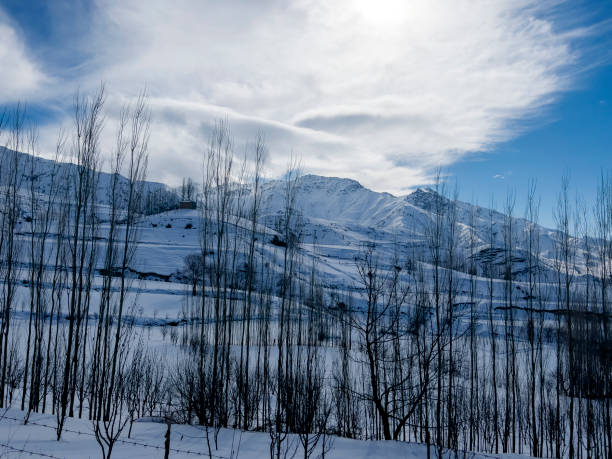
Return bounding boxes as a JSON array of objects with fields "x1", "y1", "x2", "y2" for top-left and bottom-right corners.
[
  {"x1": 256, "y1": 174, "x2": 591, "y2": 283},
  {"x1": 0, "y1": 146, "x2": 176, "y2": 210},
  {"x1": 3, "y1": 149, "x2": 595, "y2": 297}
]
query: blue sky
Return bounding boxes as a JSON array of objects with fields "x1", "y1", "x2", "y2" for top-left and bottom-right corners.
[
  {"x1": 0, "y1": 0, "x2": 611, "y2": 227},
  {"x1": 450, "y1": 54, "x2": 612, "y2": 226}
]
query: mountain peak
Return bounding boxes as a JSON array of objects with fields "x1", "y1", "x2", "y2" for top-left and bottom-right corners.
[
  {"x1": 405, "y1": 187, "x2": 448, "y2": 211},
  {"x1": 298, "y1": 174, "x2": 365, "y2": 193}
]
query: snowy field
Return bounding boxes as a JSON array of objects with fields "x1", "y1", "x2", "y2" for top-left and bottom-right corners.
[
  {"x1": 0, "y1": 408, "x2": 534, "y2": 459},
  {"x1": 0, "y1": 167, "x2": 606, "y2": 459}
]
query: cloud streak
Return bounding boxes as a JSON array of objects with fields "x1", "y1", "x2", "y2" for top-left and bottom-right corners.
[
  {"x1": 0, "y1": 0, "x2": 599, "y2": 193},
  {"x1": 0, "y1": 13, "x2": 48, "y2": 102}
]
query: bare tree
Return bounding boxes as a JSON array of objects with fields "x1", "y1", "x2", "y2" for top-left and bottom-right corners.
[
  {"x1": 524, "y1": 179, "x2": 541, "y2": 457},
  {"x1": 0, "y1": 105, "x2": 25, "y2": 409},
  {"x1": 57, "y1": 86, "x2": 104, "y2": 437}
]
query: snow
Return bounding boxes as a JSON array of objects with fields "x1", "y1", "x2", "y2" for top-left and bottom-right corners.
[
  {"x1": 4, "y1": 170, "x2": 593, "y2": 324},
  {"x1": 0, "y1": 408, "x2": 530, "y2": 458},
  {"x1": 1, "y1": 154, "x2": 595, "y2": 458}
]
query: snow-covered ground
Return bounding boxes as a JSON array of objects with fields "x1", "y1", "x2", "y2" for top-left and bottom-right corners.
[
  {"x1": 2, "y1": 160, "x2": 599, "y2": 458},
  {"x1": 0, "y1": 408, "x2": 531, "y2": 458}
]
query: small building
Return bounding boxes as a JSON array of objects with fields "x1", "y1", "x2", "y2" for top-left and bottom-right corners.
[{"x1": 179, "y1": 200, "x2": 197, "y2": 210}]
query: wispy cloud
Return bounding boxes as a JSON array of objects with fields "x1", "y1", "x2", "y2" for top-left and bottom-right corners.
[
  {"x1": 0, "y1": 12, "x2": 48, "y2": 102},
  {"x1": 0, "y1": 0, "x2": 602, "y2": 193}
]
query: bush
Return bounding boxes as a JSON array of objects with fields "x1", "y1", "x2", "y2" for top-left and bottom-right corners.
[{"x1": 271, "y1": 234, "x2": 287, "y2": 247}]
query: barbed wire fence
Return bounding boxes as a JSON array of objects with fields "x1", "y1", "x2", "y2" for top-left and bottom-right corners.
[{"x1": 0, "y1": 414, "x2": 228, "y2": 458}]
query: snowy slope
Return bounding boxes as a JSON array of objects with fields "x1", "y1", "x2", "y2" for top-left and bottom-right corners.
[
  {"x1": 0, "y1": 147, "x2": 175, "y2": 209},
  {"x1": 258, "y1": 174, "x2": 591, "y2": 280},
  {"x1": 4, "y1": 151, "x2": 598, "y2": 322},
  {"x1": 0, "y1": 408, "x2": 533, "y2": 459}
]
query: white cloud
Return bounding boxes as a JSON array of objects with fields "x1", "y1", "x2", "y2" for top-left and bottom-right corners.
[
  {"x1": 0, "y1": 14, "x2": 48, "y2": 102},
  {"x1": 6, "y1": 0, "x2": 590, "y2": 193}
]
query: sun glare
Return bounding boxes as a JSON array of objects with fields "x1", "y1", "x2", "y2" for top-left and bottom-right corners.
[{"x1": 351, "y1": 0, "x2": 410, "y2": 26}]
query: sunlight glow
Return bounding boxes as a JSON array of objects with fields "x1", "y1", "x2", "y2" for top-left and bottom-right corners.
[{"x1": 350, "y1": 0, "x2": 411, "y2": 27}]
